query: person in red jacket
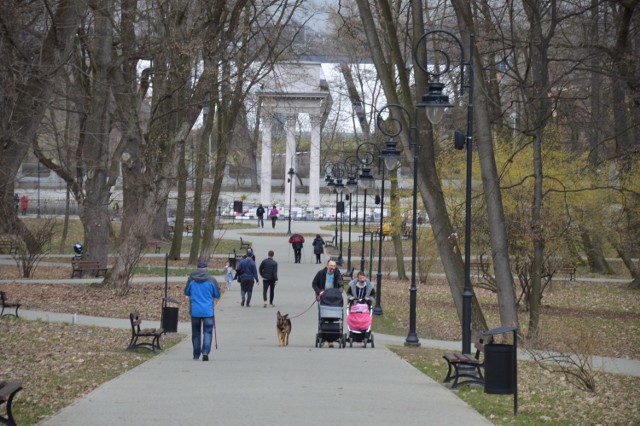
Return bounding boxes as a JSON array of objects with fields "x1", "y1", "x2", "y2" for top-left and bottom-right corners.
[{"x1": 20, "y1": 195, "x2": 29, "y2": 215}]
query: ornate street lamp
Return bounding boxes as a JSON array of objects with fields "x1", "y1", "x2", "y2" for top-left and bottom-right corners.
[
  {"x1": 372, "y1": 113, "x2": 403, "y2": 317},
  {"x1": 334, "y1": 172, "x2": 345, "y2": 266},
  {"x1": 356, "y1": 143, "x2": 376, "y2": 273},
  {"x1": 375, "y1": 104, "x2": 420, "y2": 345},
  {"x1": 344, "y1": 161, "x2": 359, "y2": 274},
  {"x1": 287, "y1": 167, "x2": 295, "y2": 235},
  {"x1": 37, "y1": 159, "x2": 41, "y2": 218},
  {"x1": 416, "y1": 29, "x2": 475, "y2": 355}
]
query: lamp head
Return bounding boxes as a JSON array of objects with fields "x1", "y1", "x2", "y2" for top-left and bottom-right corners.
[
  {"x1": 358, "y1": 167, "x2": 374, "y2": 190},
  {"x1": 345, "y1": 176, "x2": 358, "y2": 194},
  {"x1": 380, "y1": 140, "x2": 402, "y2": 171},
  {"x1": 417, "y1": 81, "x2": 453, "y2": 124}
]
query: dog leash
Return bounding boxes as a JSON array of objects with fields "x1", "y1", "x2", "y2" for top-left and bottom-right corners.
[{"x1": 288, "y1": 298, "x2": 317, "y2": 319}]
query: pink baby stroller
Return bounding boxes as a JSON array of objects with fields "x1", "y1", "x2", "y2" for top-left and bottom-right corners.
[{"x1": 345, "y1": 299, "x2": 374, "y2": 348}]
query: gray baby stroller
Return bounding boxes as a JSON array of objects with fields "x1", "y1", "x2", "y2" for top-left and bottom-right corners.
[{"x1": 315, "y1": 287, "x2": 345, "y2": 348}]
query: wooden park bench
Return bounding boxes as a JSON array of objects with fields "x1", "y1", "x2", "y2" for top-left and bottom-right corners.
[
  {"x1": 168, "y1": 223, "x2": 193, "y2": 236},
  {"x1": 555, "y1": 266, "x2": 576, "y2": 281},
  {"x1": 402, "y1": 227, "x2": 412, "y2": 240},
  {"x1": 469, "y1": 261, "x2": 491, "y2": 282},
  {"x1": 325, "y1": 235, "x2": 335, "y2": 248},
  {"x1": 0, "y1": 239, "x2": 18, "y2": 255},
  {"x1": 70, "y1": 260, "x2": 108, "y2": 278},
  {"x1": 0, "y1": 292, "x2": 20, "y2": 319},
  {"x1": 442, "y1": 339, "x2": 488, "y2": 389},
  {"x1": 147, "y1": 239, "x2": 166, "y2": 253},
  {"x1": 127, "y1": 311, "x2": 164, "y2": 352},
  {"x1": 239, "y1": 237, "x2": 251, "y2": 250},
  {"x1": 0, "y1": 379, "x2": 22, "y2": 426}
]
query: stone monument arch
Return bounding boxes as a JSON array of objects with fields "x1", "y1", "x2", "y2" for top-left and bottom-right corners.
[{"x1": 257, "y1": 62, "x2": 332, "y2": 208}]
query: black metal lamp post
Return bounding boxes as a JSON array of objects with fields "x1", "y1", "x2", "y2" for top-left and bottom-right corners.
[
  {"x1": 37, "y1": 159, "x2": 41, "y2": 218},
  {"x1": 416, "y1": 30, "x2": 474, "y2": 354},
  {"x1": 345, "y1": 165, "x2": 358, "y2": 274},
  {"x1": 356, "y1": 143, "x2": 376, "y2": 273},
  {"x1": 375, "y1": 105, "x2": 420, "y2": 345},
  {"x1": 334, "y1": 176, "x2": 344, "y2": 266},
  {"x1": 287, "y1": 167, "x2": 295, "y2": 235},
  {"x1": 372, "y1": 122, "x2": 403, "y2": 316}
]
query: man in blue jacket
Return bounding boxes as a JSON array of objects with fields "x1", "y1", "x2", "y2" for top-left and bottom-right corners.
[{"x1": 185, "y1": 259, "x2": 220, "y2": 361}]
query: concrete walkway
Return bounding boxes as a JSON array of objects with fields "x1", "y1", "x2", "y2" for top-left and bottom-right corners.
[
  {"x1": 4, "y1": 220, "x2": 639, "y2": 425},
  {"x1": 18, "y1": 220, "x2": 487, "y2": 425}
]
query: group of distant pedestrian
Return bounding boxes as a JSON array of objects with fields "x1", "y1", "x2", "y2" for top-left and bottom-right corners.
[
  {"x1": 255, "y1": 204, "x2": 280, "y2": 229},
  {"x1": 13, "y1": 194, "x2": 28, "y2": 215}
]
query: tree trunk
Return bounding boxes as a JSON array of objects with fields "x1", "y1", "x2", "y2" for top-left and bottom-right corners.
[
  {"x1": 0, "y1": 0, "x2": 86, "y2": 247},
  {"x1": 78, "y1": 1, "x2": 114, "y2": 268},
  {"x1": 451, "y1": 0, "x2": 519, "y2": 330},
  {"x1": 389, "y1": 171, "x2": 407, "y2": 280},
  {"x1": 610, "y1": 239, "x2": 640, "y2": 290},
  {"x1": 170, "y1": 142, "x2": 188, "y2": 261},
  {"x1": 580, "y1": 228, "x2": 613, "y2": 274}
]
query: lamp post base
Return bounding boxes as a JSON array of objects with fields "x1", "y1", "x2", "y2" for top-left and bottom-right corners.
[
  {"x1": 373, "y1": 305, "x2": 383, "y2": 316},
  {"x1": 404, "y1": 333, "x2": 421, "y2": 347}
]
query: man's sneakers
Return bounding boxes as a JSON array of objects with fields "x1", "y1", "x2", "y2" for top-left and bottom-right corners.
[
  {"x1": 202, "y1": 354, "x2": 209, "y2": 362},
  {"x1": 241, "y1": 300, "x2": 245, "y2": 306},
  {"x1": 264, "y1": 302, "x2": 268, "y2": 308}
]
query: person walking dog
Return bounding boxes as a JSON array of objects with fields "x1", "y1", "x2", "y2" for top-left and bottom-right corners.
[{"x1": 184, "y1": 259, "x2": 220, "y2": 361}]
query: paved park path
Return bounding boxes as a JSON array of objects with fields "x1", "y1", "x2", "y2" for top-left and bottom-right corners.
[
  {"x1": 3, "y1": 220, "x2": 639, "y2": 425},
  {"x1": 23, "y1": 221, "x2": 488, "y2": 425}
]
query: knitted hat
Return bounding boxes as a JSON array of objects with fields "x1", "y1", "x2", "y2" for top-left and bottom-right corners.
[{"x1": 197, "y1": 259, "x2": 208, "y2": 268}]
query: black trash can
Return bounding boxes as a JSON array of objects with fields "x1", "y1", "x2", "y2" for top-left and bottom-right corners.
[
  {"x1": 161, "y1": 298, "x2": 180, "y2": 333},
  {"x1": 483, "y1": 326, "x2": 518, "y2": 395},
  {"x1": 228, "y1": 255, "x2": 236, "y2": 269},
  {"x1": 484, "y1": 343, "x2": 515, "y2": 394}
]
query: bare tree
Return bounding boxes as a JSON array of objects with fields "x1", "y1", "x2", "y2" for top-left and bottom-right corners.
[{"x1": 0, "y1": 0, "x2": 87, "y2": 249}]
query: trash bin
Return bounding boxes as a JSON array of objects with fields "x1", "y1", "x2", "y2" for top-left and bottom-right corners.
[
  {"x1": 228, "y1": 255, "x2": 236, "y2": 269},
  {"x1": 484, "y1": 342, "x2": 515, "y2": 394},
  {"x1": 161, "y1": 297, "x2": 180, "y2": 333},
  {"x1": 483, "y1": 325, "x2": 519, "y2": 415}
]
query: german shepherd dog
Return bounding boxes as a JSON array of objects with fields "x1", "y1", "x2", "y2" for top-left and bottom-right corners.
[{"x1": 277, "y1": 311, "x2": 292, "y2": 346}]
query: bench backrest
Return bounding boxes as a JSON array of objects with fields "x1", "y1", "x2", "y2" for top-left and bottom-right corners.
[
  {"x1": 72, "y1": 260, "x2": 100, "y2": 266},
  {"x1": 129, "y1": 312, "x2": 142, "y2": 331}
]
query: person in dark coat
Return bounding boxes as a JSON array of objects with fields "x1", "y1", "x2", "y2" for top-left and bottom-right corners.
[
  {"x1": 259, "y1": 250, "x2": 278, "y2": 307},
  {"x1": 291, "y1": 240, "x2": 303, "y2": 263},
  {"x1": 256, "y1": 204, "x2": 265, "y2": 228},
  {"x1": 235, "y1": 252, "x2": 259, "y2": 307},
  {"x1": 312, "y1": 234, "x2": 325, "y2": 264},
  {"x1": 312, "y1": 259, "x2": 343, "y2": 298}
]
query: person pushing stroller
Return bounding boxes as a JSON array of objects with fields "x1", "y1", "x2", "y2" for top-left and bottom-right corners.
[{"x1": 347, "y1": 271, "x2": 375, "y2": 307}]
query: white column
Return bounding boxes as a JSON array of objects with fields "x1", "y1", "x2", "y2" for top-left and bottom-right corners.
[
  {"x1": 309, "y1": 114, "x2": 322, "y2": 207},
  {"x1": 260, "y1": 115, "x2": 272, "y2": 205},
  {"x1": 284, "y1": 114, "x2": 297, "y2": 211}
]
